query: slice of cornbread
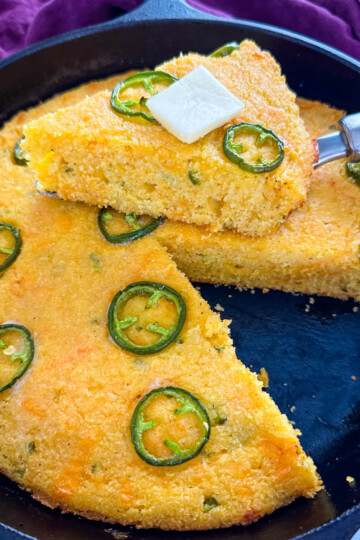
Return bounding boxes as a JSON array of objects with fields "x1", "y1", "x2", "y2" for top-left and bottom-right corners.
[
  {"x1": 154, "y1": 99, "x2": 360, "y2": 301},
  {"x1": 23, "y1": 40, "x2": 315, "y2": 236},
  {"x1": 0, "y1": 80, "x2": 320, "y2": 531}
]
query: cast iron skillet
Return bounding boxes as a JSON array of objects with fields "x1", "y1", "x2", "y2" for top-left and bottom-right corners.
[{"x1": 0, "y1": 0, "x2": 360, "y2": 538}]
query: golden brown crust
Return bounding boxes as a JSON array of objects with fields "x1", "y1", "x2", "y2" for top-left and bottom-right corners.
[{"x1": 26, "y1": 482, "x2": 302, "y2": 531}]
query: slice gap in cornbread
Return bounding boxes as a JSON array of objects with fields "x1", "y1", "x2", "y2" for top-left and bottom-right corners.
[
  {"x1": 23, "y1": 40, "x2": 316, "y2": 236},
  {"x1": 0, "y1": 85, "x2": 321, "y2": 531}
]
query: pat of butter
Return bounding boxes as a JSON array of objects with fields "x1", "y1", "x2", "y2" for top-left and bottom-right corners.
[{"x1": 147, "y1": 66, "x2": 244, "y2": 144}]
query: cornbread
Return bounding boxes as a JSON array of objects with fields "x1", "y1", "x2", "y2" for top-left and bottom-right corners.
[
  {"x1": 23, "y1": 40, "x2": 315, "y2": 236},
  {"x1": 154, "y1": 99, "x2": 360, "y2": 301},
  {"x1": 89, "y1": 98, "x2": 360, "y2": 301},
  {"x1": 0, "y1": 77, "x2": 321, "y2": 531}
]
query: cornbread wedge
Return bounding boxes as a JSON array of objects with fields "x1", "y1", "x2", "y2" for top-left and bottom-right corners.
[
  {"x1": 86, "y1": 97, "x2": 360, "y2": 301},
  {"x1": 23, "y1": 40, "x2": 315, "y2": 236},
  {"x1": 154, "y1": 99, "x2": 360, "y2": 301},
  {"x1": 0, "y1": 79, "x2": 320, "y2": 531}
]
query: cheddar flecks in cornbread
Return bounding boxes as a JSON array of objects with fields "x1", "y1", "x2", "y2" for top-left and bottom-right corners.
[
  {"x1": 23, "y1": 40, "x2": 315, "y2": 236},
  {"x1": 0, "y1": 78, "x2": 320, "y2": 532},
  {"x1": 155, "y1": 100, "x2": 360, "y2": 301}
]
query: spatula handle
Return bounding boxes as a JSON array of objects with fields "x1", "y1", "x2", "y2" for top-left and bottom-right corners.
[{"x1": 316, "y1": 112, "x2": 360, "y2": 168}]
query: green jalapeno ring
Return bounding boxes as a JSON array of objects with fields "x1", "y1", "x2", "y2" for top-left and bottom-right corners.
[
  {"x1": 108, "y1": 282, "x2": 186, "y2": 355},
  {"x1": 210, "y1": 41, "x2": 239, "y2": 58},
  {"x1": 13, "y1": 137, "x2": 28, "y2": 166},
  {"x1": 0, "y1": 223, "x2": 22, "y2": 273},
  {"x1": 131, "y1": 386, "x2": 211, "y2": 466},
  {"x1": 98, "y1": 208, "x2": 163, "y2": 244},
  {"x1": 111, "y1": 71, "x2": 178, "y2": 122},
  {"x1": 346, "y1": 162, "x2": 360, "y2": 186},
  {"x1": 223, "y1": 122, "x2": 285, "y2": 173},
  {"x1": 0, "y1": 324, "x2": 35, "y2": 393}
]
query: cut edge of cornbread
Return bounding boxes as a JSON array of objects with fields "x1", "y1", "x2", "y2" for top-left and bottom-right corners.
[
  {"x1": 23, "y1": 40, "x2": 316, "y2": 236},
  {"x1": 154, "y1": 98, "x2": 360, "y2": 302}
]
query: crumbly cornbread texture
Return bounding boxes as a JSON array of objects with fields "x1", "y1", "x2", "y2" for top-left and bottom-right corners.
[
  {"x1": 0, "y1": 79, "x2": 320, "y2": 531},
  {"x1": 23, "y1": 40, "x2": 315, "y2": 236},
  {"x1": 155, "y1": 99, "x2": 360, "y2": 301}
]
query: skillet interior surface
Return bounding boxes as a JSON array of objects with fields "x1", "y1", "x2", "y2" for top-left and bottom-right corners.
[{"x1": 0, "y1": 1, "x2": 359, "y2": 538}]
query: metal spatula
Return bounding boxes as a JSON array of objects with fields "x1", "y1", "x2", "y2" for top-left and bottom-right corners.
[{"x1": 316, "y1": 112, "x2": 360, "y2": 168}]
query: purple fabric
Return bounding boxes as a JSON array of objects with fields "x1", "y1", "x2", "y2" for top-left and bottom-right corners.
[{"x1": 0, "y1": 0, "x2": 359, "y2": 61}]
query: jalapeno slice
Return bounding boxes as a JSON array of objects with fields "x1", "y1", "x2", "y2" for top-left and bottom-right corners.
[
  {"x1": 210, "y1": 41, "x2": 239, "y2": 57},
  {"x1": 0, "y1": 324, "x2": 34, "y2": 392},
  {"x1": 223, "y1": 122, "x2": 285, "y2": 173},
  {"x1": 98, "y1": 208, "x2": 163, "y2": 244},
  {"x1": 131, "y1": 386, "x2": 210, "y2": 466},
  {"x1": 111, "y1": 71, "x2": 178, "y2": 122},
  {"x1": 108, "y1": 282, "x2": 186, "y2": 355},
  {"x1": 0, "y1": 223, "x2": 22, "y2": 273},
  {"x1": 13, "y1": 137, "x2": 28, "y2": 166},
  {"x1": 346, "y1": 162, "x2": 360, "y2": 186}
]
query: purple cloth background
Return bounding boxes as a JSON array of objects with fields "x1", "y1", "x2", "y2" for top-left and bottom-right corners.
[{"x1": 0, "y1": 0, "x2": 359, "y2": 61}]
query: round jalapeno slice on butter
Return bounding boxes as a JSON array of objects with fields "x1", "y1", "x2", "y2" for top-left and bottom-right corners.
[
  {"x1": 13, "y1": 137, "x2": 28, "y2": 166},
  {"x1": 210, "y1": 41, "x2": 239, "y2": 57},
  {"x1": 111, "y1": 71, "x2": 178, "y2": 122},
  {"x1": 346, "y1": 162, "x2": 360, "y2": 185},
  {"x1": 98, "y1": 208, "x2": 163, "y2": 244},
  {"x1": 0, "y1": 223, "x2": 22, "y2": 273},
  {"x1": 223, "y1": 122, "x2": 285, "y2": 173},
  {"x1": 131, "y1": 386, "x2": 210, "y2": 466},
  {"x1": 108, "y1": 281, "x2": 186, "y2": 355},
  {"x1": 0, "y1": 324, "x2": 35, "y2": 392}
]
